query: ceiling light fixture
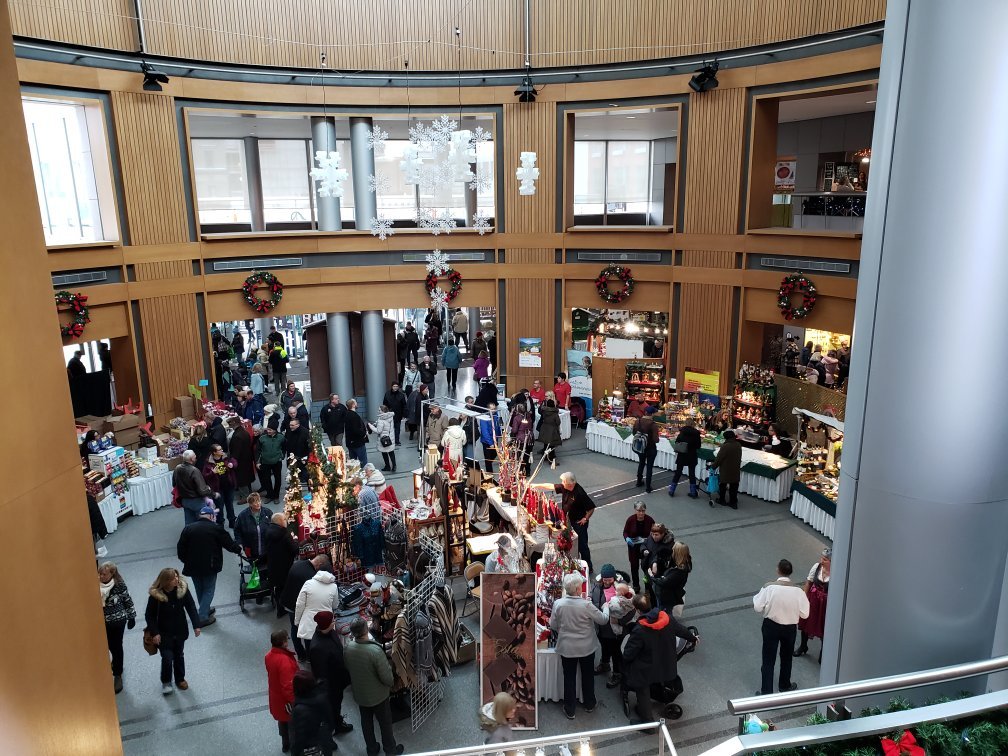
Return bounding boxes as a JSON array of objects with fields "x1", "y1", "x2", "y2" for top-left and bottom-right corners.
[
  {"x1": 141, "y1": 62, "x2": 169, "y2": 92},
  {"x1": 688, "y1": 61, "x2": 720, "y2": 93}
]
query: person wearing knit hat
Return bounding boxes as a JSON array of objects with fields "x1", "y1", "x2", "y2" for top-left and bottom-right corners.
[
  {"x1": 313, "y1": 611, "x2": 334, "y2": 632},
  {"x1": 309, "y1": 611, "x2": 354, "y2": 736}
]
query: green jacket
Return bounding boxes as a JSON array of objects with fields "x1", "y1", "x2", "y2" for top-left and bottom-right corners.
[
  {"x1": 257, "y1": 431, "x2": 286, "y2": 465},
  {"x1": 343, "y1": 638, "x2": 394, "y2": 707}
]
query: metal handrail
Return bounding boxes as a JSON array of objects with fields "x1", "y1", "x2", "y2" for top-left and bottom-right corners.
[
  {"x1": 408, "y1": 720, "x2": 675, "y2": 756},
  {"x1": 729, "y1": 653, "x2": 1008, "y2": 715}
]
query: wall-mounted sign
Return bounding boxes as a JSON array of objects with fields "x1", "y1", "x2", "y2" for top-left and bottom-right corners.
[
  {"x1": 774, "y1": 160, "x2": 796, "y2": 192},
  {"x1": 518, "y1": 338, "x2": 542, "y2": 368},
  {"x1": 683, "y1": 368, "x2": 720, "y2": 396}
]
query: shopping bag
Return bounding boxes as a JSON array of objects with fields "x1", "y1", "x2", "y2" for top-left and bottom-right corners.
[
  {"x1": 246, "y1": 563, "x2": 261, "y2": 590},
  {"x1": 95, "y1": 538, "x2": 109, "y2": 559},
  {"x1": 706, "y1": 470, "x2": 720, "y2": 496}
]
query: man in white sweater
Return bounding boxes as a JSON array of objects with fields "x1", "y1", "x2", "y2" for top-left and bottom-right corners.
[{"x1": 753, "y1": 558, "x2": 810, "y2": 695}]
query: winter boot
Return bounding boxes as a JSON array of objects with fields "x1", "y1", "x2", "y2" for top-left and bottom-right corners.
[
  {"x1": 667, "y1": 482, "x2": 678, "y2": 497},
  {"x1": 688, "y1": 483, "x2": 698, "y2": 499}
]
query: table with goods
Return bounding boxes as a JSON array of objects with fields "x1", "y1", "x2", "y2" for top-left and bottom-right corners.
[{"x1": 789, "y1": 408, "x2": 844, "y2": 539}]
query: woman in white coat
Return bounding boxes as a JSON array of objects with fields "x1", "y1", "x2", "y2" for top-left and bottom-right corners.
[
  {"x1": 370, "y1": 405, "x2": 397, "y2": 472},
  {"x1": 293, "y1": 570, "x2": 339, "y2": 650},
  {"x1": 442, "y1": 417, "x2": 468, "y2": 473}
]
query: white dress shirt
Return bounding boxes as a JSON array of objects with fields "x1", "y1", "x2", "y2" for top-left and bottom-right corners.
[{"x1": 752, "y1": 576, "x2": 810, "y2": 625}]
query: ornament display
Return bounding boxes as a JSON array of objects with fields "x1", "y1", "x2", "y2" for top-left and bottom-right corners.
[
  {"x1": 777, "y1": 273, "x2": 817, "y2": 321},
  {"x1": 425, "y1": 268, "x2": 463, "y2": 307},
  {"x1": 594, "y1": 264, "x2": 635, "y2": 304},
  {"x1": 310, "y1": 150, "x2": 348, "y2": 198},
  {"x1": 516, "y1": 151, "x2": 540, "y2": 195},
  {"x1": 369, "y1": 216, "x2": 395, "y2": 240},
  {"x1": 56, "y1": 290, "x2": 90, "y2": 339},
  {"x1": 241, "y1": 271, "x2": 284, "y2": 313}
]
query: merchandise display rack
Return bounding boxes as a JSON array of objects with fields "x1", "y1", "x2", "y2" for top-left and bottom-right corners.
[
  {"x1": 403, "y1": 534, "x2": 446, "y2": 733},
  {"x1": 624, "y1": 359, "x2": 666, "y2": 403},
  {"x1": 731, "y1": 364, "x2": 777, "y2": 430}
]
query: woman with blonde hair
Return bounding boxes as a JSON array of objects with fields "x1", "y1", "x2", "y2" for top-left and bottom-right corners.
[
  {"x1": 99, "y1": 561, "x2": 136, "y2": 694},
  {"x1": 479, "y1": 691, "x2": 517, "y2": 744},
  {"x1": 145, "y1": 567, "x2": 201, "y2": 695},
  {"x1": 651, "y1": 541, "x2": 693, "y2": 617}
]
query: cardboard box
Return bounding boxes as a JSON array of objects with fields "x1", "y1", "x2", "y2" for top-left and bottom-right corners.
[
  {"x1": 137, "y1": 446, "x2": 159, "y2": 462},
  {"x1": 103, "y1": 412, "x2": 141, "y2": 434},
  {"x1": 174, "y1": 396, "x2": 197, "y2": 420},
  {"x1": 170, "y1": 428, "x2": 187, "y2": 440},
  {"x1": 166, "y1": 456, "x2": 184, "y2": 471},
  {"x1": 76, "y1": 415, "x2": 107, "y2": 431},
  {"x1": 115, "y1": 427, "x2": 143, "y2": 447}
]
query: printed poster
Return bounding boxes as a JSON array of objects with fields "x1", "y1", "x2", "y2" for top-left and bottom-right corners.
[
  {"x1": 683, "y1": 368, "x2": 720, "y2": 396},
  {"x1": 566, "y1": 349, "x2": 592, "y2": 398},
  {"x1": 774, "y1": 160, "x2": 796, "y2": 192},
  {"x1": 518, "y1": 338, "x2": 542, "y2": 368},
  {"x1": 480, "y1": 572, "x2": 537, "y2": 729}
]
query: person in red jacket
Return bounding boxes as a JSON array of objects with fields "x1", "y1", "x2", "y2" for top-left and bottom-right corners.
[
  {"x1": 622, "y1": 501, "x2": 656, "y2": 592},
  {"x1": 554, "y1": 372, "x2": 572, "y2": 409},
  {"x1": 265, "y1": 628, "x2": 299, "y2": 753}
]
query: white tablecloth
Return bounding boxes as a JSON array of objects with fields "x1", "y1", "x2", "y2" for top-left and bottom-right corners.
[
  {"x1": 537, "y1": 647, "x2": 595, "y2": 702},
  {"x1": 585, "y1": 421, "x2": 796, "y2": 502},
  {"x1": 500, "y1": 406, "x2": 572, "y2": 441},
  {"x1": 126, "y1": 471, "x2": 174, "y2": 516},
  {"x1": 98, "y1": 497, "x2": 122, "y2": 535},
  {"x1": 790, "y1": 489, "x2": 836, "y2": 539}
]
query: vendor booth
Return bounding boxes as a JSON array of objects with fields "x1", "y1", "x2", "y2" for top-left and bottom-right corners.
[{"x1": 789, "y1": 408, "x2": 844, "y2": 539}]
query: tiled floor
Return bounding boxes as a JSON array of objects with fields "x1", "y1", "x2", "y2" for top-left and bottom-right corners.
[{"x1": 110, "y1": 369, "x2": 830, "y2": 755}]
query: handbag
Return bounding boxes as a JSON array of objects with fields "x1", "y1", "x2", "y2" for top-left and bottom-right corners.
[
  {"x1": 673, "y1": 441, "x2": 689, "y2": 454},
  {"x1": 246, "y1": 563, "x2": 261, "y2": 591},
  {"x1": 142, "y1": 629, "x2": 159, "y2": 655},
  {"x1": 171, "y1": 485, "x2": 182, "y2": 509},
  {"x1": 380, "y1": 435, "x2": 392, "y2": 447}
]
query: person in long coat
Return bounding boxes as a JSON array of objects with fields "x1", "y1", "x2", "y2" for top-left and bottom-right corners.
[
  {"x1": 537, "y1": 399, "x2": 562, "y2": 468},
  {"x1": 228, "y1": 422, "x2": 257, "y2": 503}
]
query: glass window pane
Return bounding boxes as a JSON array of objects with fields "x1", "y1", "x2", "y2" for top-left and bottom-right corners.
[
  {"x1": 23, "y1": 98, "x2": 105, "y2": 244},
  {"x1": 191, "y1": 138, "x2": 251, "y2": 225},
  {"x1": 475, "y1": 140, "x2": 495, "y2": 218},
  {"x1": 574, "y1": 141, "x2": 606, "y2": 215},
  {"x1": 259, "y1": 139, "x2": 311, "y2": 224},
  {"x1": 374, "y1": 140, "x2": 417, "y2": 222},
  {"x1": 606, "y1": 141, "x2": 650, "y2": 212}
]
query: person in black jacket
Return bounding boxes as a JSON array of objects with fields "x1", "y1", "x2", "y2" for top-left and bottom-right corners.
[
  {"x1": 319, "y1": 394, "x2": 347, "y2": 448},
  {"x1": 145, "y1": 567, "x2": 202, "y2": 695},
  {"x1": 283, "y1": 418, "x2": 311, "y2": 464},
  {"x1": 176, "y1": 506, "x2": 241, "y2": 627},
  {"x1": 207, "y1": 415, "x2": 229, "y2": 454},
  {"x1": 289, "y1": 670, "x2": 337, "y2": 756},
  {"x1": 650, "y1": 541, "x2": 692, "y2": 616},
  {"x1": 621, "y1": 594, "x2": 698, "y2": 725},
  {"x1": 668, "y1": 417, "x2": 703, "y2": 498},
  {"x1": 344, "y1": 399, "x2": 369, "y2": 466},
  {"x1": 234, "y1": 492, "x2": 274, "y2": 562},
  {"x1": 264, "y1": 513, "x2": 299, "y2": 617},
  {"x1": 635, "y1": 407, "x2": 661, "y2": 493},
  {"x1": 281, "y1": 555, "x2": 331, "y2": 662},
  {"x1": 187, "y1": 424, "x2": 214, "y2": 472},
  {"x1": 309, "y1": 611, "x2": 355, "y2": 736},
  {"x1": 281, "y1": 403, "x2": 311, "y2": 434},
  {"x1": 418, "y1": 356, "x2": 437, "y2": 398},
  {"x1": 382, "y1": 383, "x2": 407, "y2": 446},
  {"x1": 402, "y1": 322, "x2": 421, "y2": 366}
]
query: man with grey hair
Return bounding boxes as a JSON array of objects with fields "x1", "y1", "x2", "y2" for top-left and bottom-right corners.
[
  {"x1": 173, "y1": 449, "x2": 218, "y2": 526},
  {"x1": 343, "y1": 618, "x2": 403, "y2": 755},
  {"x1": 549, "y1": 570, "x2": 609, "y2": 719},
  {"x1": 534, "y1": 471, "x2": 596, "y2": 572}
]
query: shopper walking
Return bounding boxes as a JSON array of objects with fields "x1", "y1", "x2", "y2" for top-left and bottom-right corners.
[
  {"x1": 753, "y1": 558, "x2": 810, "y2": 695},
  {"x1": 442, "y1": 417, "x2": 467, "y2": 471},
  {"x1": 651, "y1": 541, "x2": 692, "y2": 616},
  {"x1": 265, "y1": 629, "x2": 299, "y2": 753},
  {"x1": 280, "y1": 381, "x2": 305, "y2": 414},
  {"x1": 256, "y1": 424, "x2": 285, "y2": 505},
  {"x1": 173, "y1": 450, "x2": 217, "y2": 526},
  {"x1": 280, "y1": 555, "x2": 330, "y2": 662},
  {"x1": 373, "y1": 405, "x2": 397, "y2": 472},
  {"x1": 479, "y1": 692, "x2": 516, "y2": 745},
  {"x1": 640, "y1": 522, "x2": 675, "y2": 608},
  {"x1": 202, "y1": 444, "x2": 239, "y2": 529},
  {"x1": 538, "y1": 398, "x2": 562, "y2": 469},
  {"x1": 711, "y1": 430, "x2": 743, "y2": 509},
  {"x1": 99, "y1": 561, "x2": 136, "y2": 694},
  {"x1": 795, "y1": 548, "x2": 831, "y2": 663},
  {"x1": 343, "y1": 618, "x2": 404, "y2": 755},
  {"x1": 622, "y1": 501, "x2": 655, "y2": 593},
  {"x1": 472, "y1": 331, "x2": 488, "y2": 361},
  {"x1": 382, "y1": 383, "x2": 407, "y2": 446},
  {"x1": 425, "y1": 404, "x2": 449, "y2": 451},
  {"x1": 441, "y1": 338, "x2": 462, "y2": 393},
  {"x1": 473, "y1": 350, "x2": 491, "y2": 382},
  {"x1": 294, "y1": 568, "x2": 340, "y2": 651},
  {"x1": 283, "y1": 418, "x2": 312, "y2": 469},
  {"x1": 187, "y1": 424, "x2": 214, "y2": 472},
  {"x1": 486, "y1": 331, "x2": 498, "y2": 374},
  {"x1": 319, "y1": 394, "x2": 347, "y2": 448},
  {"x1": 289, "y1": 670, "x2": 337, "y2": 756},
  {"x1": 402, "y1": 323, "x2": 421, "y2": 366},
  {"x1": 344, "y1": 399, "x2": 369, "y2": 466},
  {"x1": 406, "y1": 383, "x2": 426, "y2": 441},
  {"x1": 535, "y1": 472, "x2": 595, "y2": 572},
  {"x1": 451, "y1": 308, "x2": 469, "y2": 351},
  {"x1": 269, "y1": 345, "x2": 290, "y2": 396},
  {"x1": 264, "y1": 513, "x2": 298, "y2": 614},
  {"x1": 590, "y1": 564, "x2": 635, "y2": 688},
  {"x1": 550, "y1": 572, "x2": 609, "y2": 719},
  {"x1": 177, "y1": 505, "x2": 241, "y2": 626},
  {"x1": 479, "y1": 401, "x2": 502, "y2": 474},
  {"x1": 668, "y1": 417, "x2": 702, "y2": 498},
  {"x1": 418, "y1": 355, "x2": 438, "y2": 398},
  {"x1": 635, "y1": 407, "x2": 660, "y2": 492},
  {"x1": 309, "y1": 611, "x2": 355, "y2": 735},
  {"x1": 229, "y1": 421, "x2": 256, "y2": 504},
  {"x1": 145, "y1": 567, "x2": 201, "y2": 695},
  {"x1": 403, "y1": 362, "x2": 420, "y2": 391},
  {"x1": 424, "y1": 322, "x2": 441, "y2": 367},
  {"x1": 509, "y1": 403, "x2": 534, "y2": 475},
  {"x1": 234, "y1": 492, "x2": 273, "y2": 562}
]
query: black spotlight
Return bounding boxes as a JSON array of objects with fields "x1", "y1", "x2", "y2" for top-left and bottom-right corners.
[
  {"x1": 688, "y1": 61, "x2": 719, "y2": 93},
  {"x1": 515, "y1": 73, "x2": 538, "y2": 103},
  {"x1": 141, "y1": 62, "x2": 169, "y2": 92}
]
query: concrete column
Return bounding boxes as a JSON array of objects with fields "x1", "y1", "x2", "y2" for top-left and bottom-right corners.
[
  {"x1": 255, "y1": 317, "x2": 272, "y2": 349},
  {"x1": 310, "y1": 117, "x2": 341, "y2": 232},
  {"x1": 349, "y1": 117, "x2": 378, "y2": 230},
  {"x1": 822, "y1": 0, "x2": 1008, "y2": 697},
  {"x1": 243, "y1": 136, "x2": 265, "y2": 232},
  {"x1": 361, "y1": 310, "x2": 386, "y2": 422},
  {"x1": 326, "y1": 313, "x2": 353, "y2": 405}
]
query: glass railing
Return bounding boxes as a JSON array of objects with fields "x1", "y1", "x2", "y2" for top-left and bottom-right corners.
[{"x1": 771, "y1": 191, "x2": 867, "y2": 233}]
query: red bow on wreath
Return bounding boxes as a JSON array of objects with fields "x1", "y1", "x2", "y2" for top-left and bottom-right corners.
[{"x1": 880, "y1": 731, "x2": 925, "y2": 756}]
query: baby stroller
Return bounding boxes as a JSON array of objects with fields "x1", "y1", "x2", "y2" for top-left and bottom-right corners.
[
  {"x1": 622, "y1": 624, "x2": 699, "y2": 721},
  {"x1": 238, "y1": 552, "x2": 274, "y2": 613}
]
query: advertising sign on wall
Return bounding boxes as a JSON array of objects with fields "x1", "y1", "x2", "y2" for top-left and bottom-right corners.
[
  {"x1": 566, "y1": 349, "x2": 592, "y2": 400},
  {"x1": 480, "y1": 572, "x2": 537, "y2": 729},
  {"x1": 683, "y1": 368, "x2": 720, "y2": 395},
  {"x1": 774, "y1": 160, "x2": 796, "y2": 192},
  {"x1": 518, "y1": 338, "x2": 542, "y2": 368}
]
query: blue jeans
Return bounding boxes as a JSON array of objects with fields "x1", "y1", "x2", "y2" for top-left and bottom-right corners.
[
  {"x1": 182, "y1": 499, "x2": 203, "y2": 526},
  {"x1": 463, "y1": 443, "x2": 473, "y2": 463},
  {"x1": 219, "y1": 487, "x2": 236, "y2": 526},
  {"x1": 349, "y1": 444, "x2": 368, "y2": 466},
  {"x1": 190, "y1": 572, "x2": 217, "y2": 621}
]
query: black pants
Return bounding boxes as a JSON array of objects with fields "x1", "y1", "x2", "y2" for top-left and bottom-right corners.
[
  {"x1": 260, "y1": 462, "x2": 282, "y2": 499},
  {"x1": 327, "y1": 686, "x2": 346, "y2": 726},
  {"x1": 325, "y1": 431, "x2": 344, "y2": 448},
  {"x1": 288, "y1": 609, "x2": 306, "y2": 659},
  {"x1": 631, "y1": 684, "x2": 657, "y2": 722},
  {"x1": 278, "y1": 721, "x2": 289, "y2": 751},
  {"x1": 392, "y1": 415, "x2": 403, "y2": 444},
  {"x1": 599, "y1": 636, "x2": 622, "y2": 674},
  {"x1": 719, "y1": 480, "x2": 739, "y2": 508},
  {"x1": 454, "y1": 331, "x2": 469, "y2": 350},
  {"x1": 481, "y1": 444, "x2": 496, "y2": 473},
  {"x1": 446, "y1": 367, "x2": 458, "y2": 389},
  {"x1": 561, "y1": 653, "x2": 596, "y2": 714},
  {"x1": 760, "y1": 618, "x2": 797, "y2": 694},
  {"x1": 672, "y1": 460, "x2": 697, "y2": 485},
  {"x1": 359, "y1": 697, "x2": 398, "y2": 755},
  {"x1": 106, "y1": 619, "x2": 126, "y2": 676},
  {"x1": 571, "y1": 520, "x2": 593, "y2": 573},
  {"x1": 636, "y1": 447, "x2": 657, "y2": 489},
  {"x1": 381, "y1": 451, "x2": 397, "y2": 470},
  {"x1": 159, "y1": 636, "x2": 186, "y2": 684},
  {"x1": 628, "y1": 546, "x2": 643, "y2": 591}
]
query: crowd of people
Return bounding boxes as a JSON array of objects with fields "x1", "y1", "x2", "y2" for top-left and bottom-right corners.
[{"x1": 783, "y1": 337, "x2": 851, "y2": 389}]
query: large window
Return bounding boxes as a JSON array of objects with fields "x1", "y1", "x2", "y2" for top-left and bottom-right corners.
[
  {"x1": 573, "y1": 140, "x2": 651, "y2": 217},
  {"x1": 191, "y1": 138, "x2": 251, "y2": 225},
  {"x1": 23, "y1": 96, "x2": 118, "y2": 245},
  {"x1": 573, "y1": 141, "x2": 606, "y2": 215},
  {"x1": 374, "y1": 140, "x2": 418, "y2": 222},
  {"x1": 259, "y1": 139, "x2": 312, "y2": 224}
]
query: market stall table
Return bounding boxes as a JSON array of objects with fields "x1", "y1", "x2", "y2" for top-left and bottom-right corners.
[
  {"x1": 466, "y1": 533, "x2": 506, "y2": 557},
  {"x1": 98, "y1": 497, "x2": 122, "y2": 535},
  {"x1": 500, "y1": 406, "x2": 572, "y2": 441},
  {"x1": 790, "y1": 480, "x2": 836, "y2": 539},
  {"x1": 125, "y1": 470, "x2": 174, "y2": 516},
  {"x1": 537, "y1": 646, "x2": 589, "y2": 702},
  {"x1": 485, "y1": 487, "x2": 578, "y2": 556}
]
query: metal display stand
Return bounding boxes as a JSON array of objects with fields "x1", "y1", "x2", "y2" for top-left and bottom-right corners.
[{"x1": 403, "y1": 534, "x2": 446, "y2": 732}]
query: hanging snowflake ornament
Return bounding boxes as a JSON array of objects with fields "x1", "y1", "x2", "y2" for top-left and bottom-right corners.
[
  {"x1": 366, "y1": 124, "x2": 388, "y2": 157},
  {"x1": 431, "y1": 208, "x2": 456, "y2": 236},
  {"x1": 408, "y1": 121, "x2": 435, "y2": 148},
  {"x1": 516, "y1": 151, "x2": 540, "y2": 196},
  {"x1": 468, "y1": 168, "x2": 493, "y2": 194},
  {"x1": 310, "y1": 151, "x2": 348, "y2": 198},
  {"x1": 425, "y1": 249, "x2": 450, "y2": 275},
  {"x1": 469, "y1": 125, "x2": 491, "y2": 148},
  {"x1": 431, "y1": 114, "x2": 458, "y2": 146},
  {"x1": 400, "y1": 144, "x2": 424, "y2": 186},
  {"x1": 472, "y1": 211, "x2": 491, "y2": 235},
  {"x1": 429, "y1": 286, "x2": 449, "y2": 309},
  {"x1": 369, "y1": 216, "x2": 395, "y2": 240},
  {"x1": 367, "y1": 171, "x2": 390, "y2": 195},
  {"x1": 449, "y1": 129, "x2": 476, "y2": 182}
]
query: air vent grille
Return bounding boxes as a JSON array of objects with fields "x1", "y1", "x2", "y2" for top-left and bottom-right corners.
[
  {"x1": 402, "y1": 252, "x2": 487, "y2": 263},
  {"x1": 759, "y1": 257, "x2": 850, "y2": 274},
  {"x1": 53, "y1": 270, "x2": 108, "y2": 287},
  {"x1": 212, "y1": 258, "x2": 303, "y2": 271},
  {"x1": 576, "y1": 251, "x2": 663, "y2": 263}
]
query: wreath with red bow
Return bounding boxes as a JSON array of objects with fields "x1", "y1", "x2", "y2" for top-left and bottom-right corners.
[
  {"x1": 241, "y1": 271, "x2": 284, "y2": 313},
  {"x1": 425, "y1": 268, "x2": 463, "y2": 304},
  {"x1": 595, "y1": 264, "x2": 634, "y2": 304},
  {"x1": 777, "y1": 273, "x2": 817, "y2": 321},
  {"x1": 56, "y1": 290, "x2": 90, "y2": 339}
]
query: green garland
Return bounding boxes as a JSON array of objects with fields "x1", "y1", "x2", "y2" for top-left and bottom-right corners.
[{"x1": 56, "y1": 290, "x2": 90, "y2": 339}]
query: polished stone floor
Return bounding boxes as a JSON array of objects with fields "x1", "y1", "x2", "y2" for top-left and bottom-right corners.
[{"x1": 109, "y1": 365, "x2": 830, "y2": 756}]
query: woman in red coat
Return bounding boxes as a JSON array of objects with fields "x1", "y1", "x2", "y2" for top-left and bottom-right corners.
[{"x1": 265, "y1": 629, "x2": 299, "y2": 752}]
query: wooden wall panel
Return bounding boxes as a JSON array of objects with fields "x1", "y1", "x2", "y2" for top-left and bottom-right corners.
[
  {"x1": 504, "y1": 247, "x2": 555, "y2": 391},
  {"x1": 9, "y1": 0, "x2": 884, "y2": 71},
  {"x1": 681, "y1": 250, "x2": 736, "y2": 269},
  {"x1": 676, "y1": 283, "x2": 734, "y2": 396},
  {"x1": 744, "y1": 287, "x2": 855, "y2": 334},
  {"x1": 110, "y1": 91, "x2": 190, "y2": 246},
  {"x1": 565, "y1": 279, "x2": 672, "y2": 312},
  {"x1": 503, "y1": 103, "x2": 556, "y2": 235}
]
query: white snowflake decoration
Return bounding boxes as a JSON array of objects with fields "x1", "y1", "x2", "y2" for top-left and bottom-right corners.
[
  {"x1": 425, "y1": 249, "x2": 449, "y2": 275},
  {"x1": 408, "y1": 121, "x2": 436, "y2": 148},
  {"x1": 472, "y1": 211, "x2": 491, "y2": 235},
  {"x1": 449, "y1": 129, "x2": 476, "y2": 182},
  {"x1": 400, "y1": 144, "x2": 424, "y2": 186},
  {"x1": 468, "y1": 168, "x2": 493, "y2": 194},
  {"x1": 431, "y1": 114, "x2": 458, "y2": 146},
  {"x1": 369, "y1": 216, "x2": 395, "y2": 240},
  {"x1": 367, "y1": 171, "x2": 390, "y2": 195},
  {"x1": 469, "y1": 125, "x2": 491, "y2": 147},
  {"x1": 310, "y1": 151, "x2": 348, "y2": 198},
  {"x1": 516, "y1": 151, "x2": 540, "y2": 196},
  {"x1": 429, "y1": 286, "x2": 449, "y2": 309},
  {"x1": 431, "y1": 208, "x2": 456, "y2": 236},
  {"x1": 367, "y1": 124, "x2": 388, "y2": 157}
]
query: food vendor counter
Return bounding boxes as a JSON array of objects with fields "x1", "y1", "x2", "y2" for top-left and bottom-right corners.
[
  {"x1": 585, "y1": 420, "x2": 796, "y2": 502},
  {"x1": 790, "y1": 480, "x2": 837, "y2": 539}
]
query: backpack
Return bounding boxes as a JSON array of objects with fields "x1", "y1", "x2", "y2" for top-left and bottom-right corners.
[{"x1": 631, "y1": 431, "x2": 648, "y2": 455}]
